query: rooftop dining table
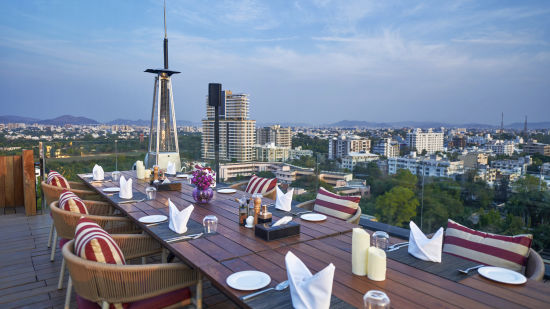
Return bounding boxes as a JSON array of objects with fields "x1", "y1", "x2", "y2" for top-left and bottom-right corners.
[{"x1": 79, "y1": 171, "x2": 550, "y2": 309}]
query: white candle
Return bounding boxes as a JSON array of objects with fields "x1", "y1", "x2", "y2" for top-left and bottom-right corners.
[
  {"x1": 352, "y1": 228, "x2": 370, "y2": 276},
  {"x1": 367, "y1": 247, "x2": 386, "y2": 281},
  {"x1": 136, "y1": 161, "x2": 145, "y2": 179}
]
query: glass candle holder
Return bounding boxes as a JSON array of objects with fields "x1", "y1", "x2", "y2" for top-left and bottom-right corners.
[
  {"x1": 372, "y1": 231, "x2": 390, "y2": 251},
  {"x1": 111, "y1": 171, "x2": 121, "y2": 182},
  {"x1": 144, "y1": 169, "x2": 152, "y2": 179},
  {"x1": 363, "y1": 290, "x2": 390, "y2": 309},
  {"x1": 145, "y1": 186, "x2": 157, "y2": 200},
  {"x1": 203, "y1": 215, "x2": 218, "y2": 234}
]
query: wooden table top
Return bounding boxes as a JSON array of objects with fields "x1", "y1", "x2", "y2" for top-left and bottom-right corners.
[{"x1": 79, "y1": 171, "x2": 550, "y2": 309}]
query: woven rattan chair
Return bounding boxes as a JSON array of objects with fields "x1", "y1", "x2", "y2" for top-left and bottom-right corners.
[
  {"x1": 229, "y1": 180, "x2": 277, "y2": 200},
  {"x1": 63, "y1": 236, "x2": 202, "y2": 309},
  {"x1": 50, "y1": 199, "x2": 140, "y2": 306},
  {"x1": 42, "y1": 180, "x2": 106, "y2": 251},
  {"x1": 295, "y1": 199, "x2": 362, "y2": 224}
]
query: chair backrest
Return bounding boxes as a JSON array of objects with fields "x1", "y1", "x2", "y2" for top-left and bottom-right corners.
[
  {"x1": 42, "y1": 181, "x2": 64, "y2": 206},
  {"x1": 50, "y1": 201, "x2": 83, "y2": 240}
]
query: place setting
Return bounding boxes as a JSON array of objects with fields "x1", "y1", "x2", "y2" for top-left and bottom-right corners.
[{"x1": 107, "y1": 175, "x2": 147, "y2": 204}]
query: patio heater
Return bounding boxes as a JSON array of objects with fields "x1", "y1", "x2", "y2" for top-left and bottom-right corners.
[{"x1": 144, "y1": 1, "x2": 181, "y2": 170}]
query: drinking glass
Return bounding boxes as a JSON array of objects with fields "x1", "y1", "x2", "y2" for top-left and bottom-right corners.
[
  {"x1": 145, "y1": 186, "x2": 157, "y2": 200},
  {"x1": 203, "y1": 215, "x2": 218, "y2": 234},
  {"x1": 372, "y1": 231, "x2": 390, "y2": 251},
  {"x1": 363, "y1": 290, "x2": 390, "y2": 309},
  {"x1": 111, "y1": 171, "x2": 121, "y2": 182}
]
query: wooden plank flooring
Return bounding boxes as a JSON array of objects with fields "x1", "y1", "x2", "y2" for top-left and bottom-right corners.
[{"x1": 0, "y1": 208, "x2": 239, "y2": 309}]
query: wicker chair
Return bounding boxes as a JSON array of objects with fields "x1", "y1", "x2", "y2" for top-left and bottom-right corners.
[
  {"x1": 50, "y1": 199, "x2": 141, "y2": 307},
  {"x1": 295, "y1": 199, "x2": 362, "y2": 224},
  {"x1": 525, "y1": 248, "x2": 544, "y2": 281},
  {"x1": 63, "y1": 236, "x2": 202, "y2": 309},
  {"x1": 42, "y1": 180, "x2": 106, "y2": 251},
  {"x1": 229, "y1": 180, "x2": 277, "y2": 200}
]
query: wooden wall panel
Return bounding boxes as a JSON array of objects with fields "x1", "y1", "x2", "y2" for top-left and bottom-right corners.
[
  {"x1": 13, "y1": 155, "x2": 24, "y2": 206},
  {"x1": 0, "y1": 156, "x2": 5, "y2": 208},
  {"x1": 22, "y1": 150, "x2": 36, "y2": 216},
  {"x1": 4, "y1": 156, "x2": 15, "y2": 207}
]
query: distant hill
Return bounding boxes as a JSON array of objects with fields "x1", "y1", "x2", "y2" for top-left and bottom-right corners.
[
  {"x1": 0, "y1": 115, "x2": 40, "y2": 124},
  {"x1": 107, "y1": 119, "x2": 150, "y2": 126},
  {"x1": 328, "y1": 120, "x2": 550, "y2": 129},
  {"x1": 507, "y1": 122, "x2": 550, "y2": 130},
  {"x1": 38, "y1": 115, "x2": 99, "y2": 125}
]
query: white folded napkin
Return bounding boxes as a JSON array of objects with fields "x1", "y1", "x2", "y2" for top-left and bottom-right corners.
[
  {"x1": 166, "y1": 161, "x2": 176, "y2": 175},
  {"x1": 118, "y1": 176, "x2": 133, "y2": 199},
  {"x1": 275, "y1": 186, "x2": 293, "y2": 212},
  {"x1": 92, "y1": 164, "x2": 104, "y2": 181},
  {"x1": 168, "y1": 199, "x2": 194, "y2": 234},
  {"x1": 408, "y1": 221, "x2": 444, "y2": 263},
  {"x1": 272, "y1": 216, "x2": 293, "y2": 227},
  {"x1": 285, "y1": 251, "x2": 334, "y2": 309},
  {"x1": 162, "y1": 178, "x2": 171, "y2": 184}
]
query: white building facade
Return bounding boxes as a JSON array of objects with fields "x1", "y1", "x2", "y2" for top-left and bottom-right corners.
[
  {"x1": 406, "y1": 129, "x2": 444, "y2": 154},
  {"x1": 388, "y1": 155, "x2": 464, "y2": 178}
]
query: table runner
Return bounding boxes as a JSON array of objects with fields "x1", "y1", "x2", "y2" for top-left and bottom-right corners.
[
  {"x1": 108, "y1": 191, "x2": 147, "y2": 204},
  {"x1": 243, "y1": 288, "x2": 355, "y2": 309},
  {"x1": 145, "y1": 219, "x2": 206, "y2": 241},
  {"x1": 386, "y1": 245, "x2": 480, "y2": 282}
]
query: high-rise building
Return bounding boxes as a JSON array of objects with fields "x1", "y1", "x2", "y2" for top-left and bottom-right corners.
[
  {"x1": 328, "y1": 135, "x2": 371, "y2": 159},
  {"x1": 202, "y1": 90, "x2": 256, "y2": 162},
  {"x1": 406, "y1": 128, "x2": 444, "y2": 154},
  {"x1": 373, "y1": 138, "x2": 400, "y2": 158},
  {"x1": 256, "y1": 125, "x2": 292, "y2": 148},
  {"x1": 254, "y1": 143, "x2": 290, "y2": 162},
  {"x1": 524, "y1": 140, "x2": 550, "y2": 156}
]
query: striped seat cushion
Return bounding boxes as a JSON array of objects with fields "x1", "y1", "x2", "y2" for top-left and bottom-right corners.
[
  {"x1": 245, "y1": 175, "x2": 277, "y2": 195},
  {"x1": 59, "y1": 190, "x2": 88, "y2": 214},
  {"x1": 47, "y1": 171, "x2": 70, "y2": 189},
  {"x1": 443, "y1": 219, "x2": 532, "y2": 272},
  {"x1": 313, "y1": 187, "x2": 360, "y2": 220},
  {"x1": 74, "y1": 218, "x2": 126, "y2": 265}
]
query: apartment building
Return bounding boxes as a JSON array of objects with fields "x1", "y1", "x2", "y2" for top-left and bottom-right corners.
[
  {"x1": 490, "y1": 156, "x2": 532, "y2": 175},
  {"x1": 406, "y1": 128, "x2": 444, "y2": 154},
  {"x1": 202, "y1": 90, "x2": 256, "y2": 162},
  {"x1": 254, "y1": 143, "x2": 290, "y2": 162},
  {"x1": 218, "y1": 162, "x2": 277, "y2": 181},
  {"x1": 459, "y1": 152, "x2": 489, "y2": 169},
  {"x1": 256, "y1": 125, "x2": 292, "y2": 148},
  {"x1": 288, "y1": 146, "x2": 313, "y2": 160},
  {"x1": 372, "y1": 138, "x2": 400, "y2": 158},
  {"x1": 485, "y1": 140, "x2": 515, "y2": 156},
  {"x1": 341, "y1": 152, "x2": 379, "y2": 171},
  {"x1": 388, "y1": 154, "x2": 464, "y2": 178},
  {"x1": 328, "y1": 135, "x2": 371, "y2": 159},
  {"x1": 524, "y1": 140, "x2": 550, "y2": 156}
]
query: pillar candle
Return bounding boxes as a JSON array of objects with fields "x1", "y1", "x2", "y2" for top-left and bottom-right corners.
[
  {"x1": 136, "y1": 161, "x2": 145, "y2": 179},
  {"x1": 352, "y1": 228, "x2": 370, "y2": 276},
  {"x1": 367, "y1": 247, "x2": 386, "y2": 281}
]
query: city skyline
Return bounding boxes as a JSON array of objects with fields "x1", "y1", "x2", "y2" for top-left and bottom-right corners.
[{"x1": 1, "y1": 1, "x2": 550, "y2": 124}]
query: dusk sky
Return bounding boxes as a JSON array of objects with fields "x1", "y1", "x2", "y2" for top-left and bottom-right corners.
[{"x1": 1, "y1": 0, "x2": 549, "y2": 125}]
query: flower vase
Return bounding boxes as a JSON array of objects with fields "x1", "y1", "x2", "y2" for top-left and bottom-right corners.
[{"x1": 192, "y1": 187, "x2": 214, "y2": 204}]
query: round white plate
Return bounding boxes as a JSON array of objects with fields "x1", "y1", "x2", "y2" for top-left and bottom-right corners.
[
  {"x1": 300, "y1": 213, "x2": 327, "y2": 222},
  {"x1": 217, "y1": 188, "x2": 237, "y2": 194},
  {"x1": 176, "y1": 174, "x2": 189, "y2": 178},
  {"x1": 82, "y1": 174, "x2": 93, "y2": 178},
  {"x1": 103, "y1": 187, "x2": 120, "y2": 193},
  {"x1": 478, "y1": 266, "x2": 526, "y2": 285},
  {"x1": 226, "y1": 271, "x2": 271, "y2": 291},
  {"x1": 138, "y1": 215, "x2": 168, "y2": 224}
]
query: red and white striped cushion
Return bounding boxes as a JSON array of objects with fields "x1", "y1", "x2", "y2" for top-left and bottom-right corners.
[
  {"x1": 245, "y1": 175, "x2": 277, "y2": 195},
  {"x1": 59, "y1": 190, "x2": 88, "y2": 214},
  {"x1": 443, "y1": 219, "x2": 532, "y2": 272},
  {"x1": 47, "y1": 171, "x2": 70, "y2": 189},
  {"x1": 74, "y1": 218, "x2": 126, "y2": 265},
  {"x1": 313, "y1": 187, "x2": 360, "y2": 220}
]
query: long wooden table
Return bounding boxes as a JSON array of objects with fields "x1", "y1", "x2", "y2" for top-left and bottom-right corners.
[{"x1": 80, "y1": 171, "x2": 550, "y2": 308}]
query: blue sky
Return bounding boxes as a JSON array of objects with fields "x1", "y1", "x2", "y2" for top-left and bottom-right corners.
[{"x1": 1, "y1": 0, "x2": 549, "y2": 124}]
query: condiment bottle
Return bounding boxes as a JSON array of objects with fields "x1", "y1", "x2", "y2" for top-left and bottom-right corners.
[
  {"x1": 153, "y1": 166, "x2": 159, "y2": 181},
  {"x1": 237, "y1": 198, "x2": 247, "y2": 226},
  {"x1": 253, "y1": 194, "x2": 262, "y2": 225},
  {"x1": 258, "y1": 204, "x2": 272, "y2": 224}
]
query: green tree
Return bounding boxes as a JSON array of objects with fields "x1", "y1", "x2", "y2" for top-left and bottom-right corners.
[
  {"x1": 392, "y1": 169, "x2": 417, "y2": 191},
  {"x1": 375, "y1": 186, "x2": 419, "y2": 227},
  {"x1": 420, "y1": 180, "x2": 464, "y2": 233}
]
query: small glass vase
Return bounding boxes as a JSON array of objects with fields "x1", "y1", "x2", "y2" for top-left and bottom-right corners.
[{"x1": 192, "y1": 187, "x2": 214, "y2": 204}]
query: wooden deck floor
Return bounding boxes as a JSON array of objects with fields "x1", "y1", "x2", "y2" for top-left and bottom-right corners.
[{"x1": 0, "y1": 208, "x2": 239, "y2": 309}]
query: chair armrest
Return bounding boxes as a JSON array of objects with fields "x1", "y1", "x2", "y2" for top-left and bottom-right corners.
[
  {"x1": 111, "y1": 234, "x2": 163, "y2": 260},
  {"x1": 63, "y1": 242, "x2": 199, "y2": 304},
  {"x1": 526, "y1": 248, "x2": 544, "y2": 281},
  {"x1": 69, "y1": 181, "x2": 90, "y2": 190},
  {"x1": 347, "y1": 207, "x2": 361, "y2": 224},
  {"x1": 229, "y1": 181, "x2": 249, "y2": 190},
  {"x1": 295, "y1": 200, "x2": 315, "y2": 211}
]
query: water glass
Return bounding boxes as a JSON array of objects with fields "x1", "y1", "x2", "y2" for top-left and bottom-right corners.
[
  {"x1": 203, "y1": 215, "x2": 218, "y2": 234},
  {"x1": 111, "y1": 171, "x2": 121, "y2": 182},
  {"x1": 145, "y1": 186, "x2": 157, "y2": 200},
  {"x1": 363, "y1": 290, "x2": 390, "y2": 309},
  {"x1": 372, "y1": 231, "x2": 390, "y2": 251}
]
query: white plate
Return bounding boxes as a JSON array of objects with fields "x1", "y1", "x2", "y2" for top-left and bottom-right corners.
[
  {"x1": 138, "y1": 215, "x2": 168, "y2": 224},
  {"x1": 217, "y1": 188, "x2": 237, "y2": 194},
  {"x1": 300, "y1": 213, "x2": 327, "y2": 222},
  {"x1": 176, "y1": 174, "x2": 189, "y2": 178},
  {"x1": 82, "y1": 174, "x2": 93, "y2": 178},
  {"x1": 103, "y1": 187, "x2": 120, "y2": 193},
  {"x1": 478, "y1": 266, "x2": 527, "y2": 285},
  {"x1": 226, "y1": 271, "x2": 271, "y2": 291}
]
